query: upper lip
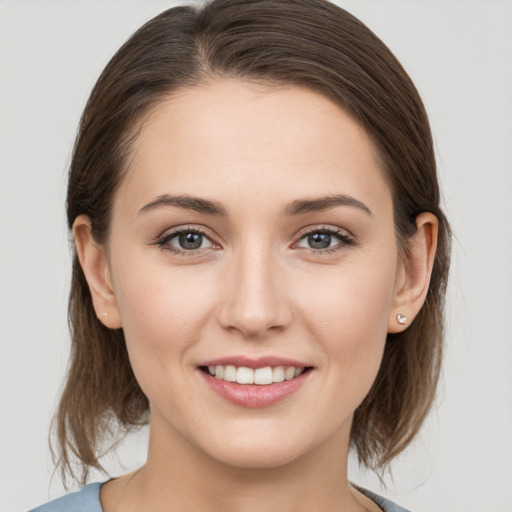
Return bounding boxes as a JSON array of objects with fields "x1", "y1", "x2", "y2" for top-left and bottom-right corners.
[{"x1": 200, "y1": 356, "x2": 311, "y2": 369}]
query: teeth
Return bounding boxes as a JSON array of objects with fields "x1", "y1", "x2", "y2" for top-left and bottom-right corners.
[
  {"x1": 224, "y1": 365, "x2": 237, "y2": 382},
  {"x1": 254, "y1": 367, "x2": 273, "y2": 385},
  {"x1": 284, "y1": 366, "x2": 295, "y2": 380},
  {"x1": 273, "y1": 366, "x2": 285, "y2": 382},
  {"x1": 207, "y1": 365, "x2": 306, "y2": 385},
  {"x1": 236, "y1": 366, "x2": 254, "y2": 384}
]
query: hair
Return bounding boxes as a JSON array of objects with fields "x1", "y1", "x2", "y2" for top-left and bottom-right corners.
[{"x1": 54, "y1": 0, "x2": 451, "y2": 486}]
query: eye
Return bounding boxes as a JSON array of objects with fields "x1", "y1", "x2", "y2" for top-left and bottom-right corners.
[
  {"x1": 172, "y1": 231, "x2": 210, "y2": 250},
  {"x1": 155, "y1": 227, "x2": 216, "y2": 254},
  {"x1": 295, "y1": 227, "x2": 354, "y2": 252}
]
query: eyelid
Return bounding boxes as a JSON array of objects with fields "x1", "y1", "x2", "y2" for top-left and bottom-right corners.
[
  {"x1": 294, "y1": 224, "x2": 354, "y2": 242},
  {"x1": 151, "y1": 223, "x2": 356, "y2": 256},
  {"x1": 152, "y1": 224, "x2": 221, "y2": 255},
  {"x1": 156, "y1": 224, "x2": 217, "y2": 240},
  {"x1": 292, "y1": 225, "x2": 356, "y2": 253}
]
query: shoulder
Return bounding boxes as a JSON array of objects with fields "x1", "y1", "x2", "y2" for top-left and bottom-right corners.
[
  {"x1": 28, "y1": 482, "x2": 104, "y2": 512},
  {"x1": 352, "y1": 484, "x2": 409, "y2": 512},
  {"x1": 356, "y1": 486, "x2": 412, "y2": 512},
  {"x1": 28, "y1": 481, "x2": 410, "y2": 512}
]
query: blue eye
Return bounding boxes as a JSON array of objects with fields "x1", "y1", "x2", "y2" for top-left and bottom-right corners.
[
  {"x1": 306, "y1": 232, "x2": 334, "y2": 249},
  {"x1": 174, "y1": 232, "x2": 207, "y2": 250},
  {"x1": 154, "y1": 225, "x2": 353, "y2": 256},
  {"x1": 157, "y1": 228, "x2": 214, "y2": 253},
  {"x1": 296, "y1": 228, "x2": 353, "y2": 252}
]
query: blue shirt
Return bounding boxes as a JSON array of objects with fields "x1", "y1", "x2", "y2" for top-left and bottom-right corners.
[{"x1": 29, "y1": 482, "x2": 411, "y2": 512}]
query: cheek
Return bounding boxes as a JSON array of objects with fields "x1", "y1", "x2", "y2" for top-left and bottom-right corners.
[
  {"x1": 294, "y1": 253, "x2": 398, "y2": 394},
  {"x1": 114, "y1": 249, "x2": 213, "y2": 325},
  {"x1": 111, "y1": 256, "x2": 217, "y2": 384}
]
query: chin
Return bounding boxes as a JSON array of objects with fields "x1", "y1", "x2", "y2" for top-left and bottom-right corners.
[
  {"x1": 195, "y1": 421, "x2": 332, "y2": 471},
  {"x1": 208, "y1": 442, "x2": 307, "y2": 470}
]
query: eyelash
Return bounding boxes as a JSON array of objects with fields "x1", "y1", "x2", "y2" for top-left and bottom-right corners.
[
  {"x1": 153, "y1": 226, "x2": 215, "y2": 257},
  {"x1": 295, "y1": 226, "x2": 355, "y2": 255},
  {"x1": 153, "y1": 225, "x2": 355, "y2": 257}
]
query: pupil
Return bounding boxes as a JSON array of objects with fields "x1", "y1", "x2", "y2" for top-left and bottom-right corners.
[
  {"x1": 308, "y1": 232, "x2": 331, "y2": 249},
  {"x1": 179, "y1": 232, "x2": 202, "y2": 250}
]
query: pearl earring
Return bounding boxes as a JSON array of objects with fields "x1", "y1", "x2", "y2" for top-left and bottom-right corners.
[{"x1": 396, "y1": 313, "x2": 407, "y2": 325}]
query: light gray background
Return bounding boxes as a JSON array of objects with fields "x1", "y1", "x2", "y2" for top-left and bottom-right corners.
[{"x1": 1, "y1": 1, "x2": 511, "y2": 511}]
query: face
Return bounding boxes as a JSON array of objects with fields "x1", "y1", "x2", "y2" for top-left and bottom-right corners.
[{"x1": 100, "y1": 80, "x2": 405, "y2": 468}]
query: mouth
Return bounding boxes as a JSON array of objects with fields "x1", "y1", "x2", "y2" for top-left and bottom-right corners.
[
  {"x1": 197, "y1": 358, "x2": 314, "y2": 408},
  {"x1": 199, "y1": 364, "x2": 313, "y2": 385}
]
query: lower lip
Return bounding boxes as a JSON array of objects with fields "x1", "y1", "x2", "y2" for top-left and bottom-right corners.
[{"x1": 199, "y1": 369, "x2": 311, "y2": 408}]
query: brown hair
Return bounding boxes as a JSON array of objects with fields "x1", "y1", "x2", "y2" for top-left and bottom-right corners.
[{"x1": 54, "y1": 0, "x2": 451, "y2": 486}]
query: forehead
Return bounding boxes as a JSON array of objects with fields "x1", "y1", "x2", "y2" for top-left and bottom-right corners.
[{"x1": 117, "y1": 79, "x2": 391, "y2": 217}]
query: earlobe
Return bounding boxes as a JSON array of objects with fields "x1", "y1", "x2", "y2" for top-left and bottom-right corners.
[
  {"x1": 73, "y1": 215, "x2": 122, "y2": 329},
  {"x1": 388, "y1": 212, "x2": 438, "y2": 333}
]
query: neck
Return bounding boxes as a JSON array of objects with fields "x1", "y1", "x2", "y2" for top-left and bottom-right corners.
[{"x1": 116, "y1": 411, "x2": 368, "y2": 512}]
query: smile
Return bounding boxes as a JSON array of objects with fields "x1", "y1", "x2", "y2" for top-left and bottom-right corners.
[
  {"x1": 198, "y1": 357, "x2": 313, "y2": 408},
  {"x1": 203, "y1": 365, "x2": 306, "y2": 385}
]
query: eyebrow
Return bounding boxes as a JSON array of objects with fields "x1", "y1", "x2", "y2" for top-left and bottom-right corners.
[
  {"x1": 283, "y1": 194, "x2": 373, "y2": 217},
  {"x1": 138, "y1": 193, "x2": 372, "y2": 217},
  {"x1": 138, "y1": 194, "x2": 229, "y2": 217}
]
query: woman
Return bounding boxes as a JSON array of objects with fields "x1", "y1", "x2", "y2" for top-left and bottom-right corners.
[{"x1": 30, "y1": 0, "x2": 450, "y2": 510}]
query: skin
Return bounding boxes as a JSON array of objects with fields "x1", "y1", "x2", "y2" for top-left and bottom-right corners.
[{"x1": 74, "y1": 79, "x2": 438, "y2": 512}]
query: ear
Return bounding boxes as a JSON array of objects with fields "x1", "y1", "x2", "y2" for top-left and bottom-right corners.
[
  {"x1": 73, "y1": 214, "x2": 122, "y2": 329},
  {"x1": 388, "y1": 212, "x2": 438, "y2": 333}
]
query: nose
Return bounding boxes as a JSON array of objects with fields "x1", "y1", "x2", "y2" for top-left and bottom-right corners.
[{"x1": 217, "y1": 243, "x2": 292, "y2": 339}]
